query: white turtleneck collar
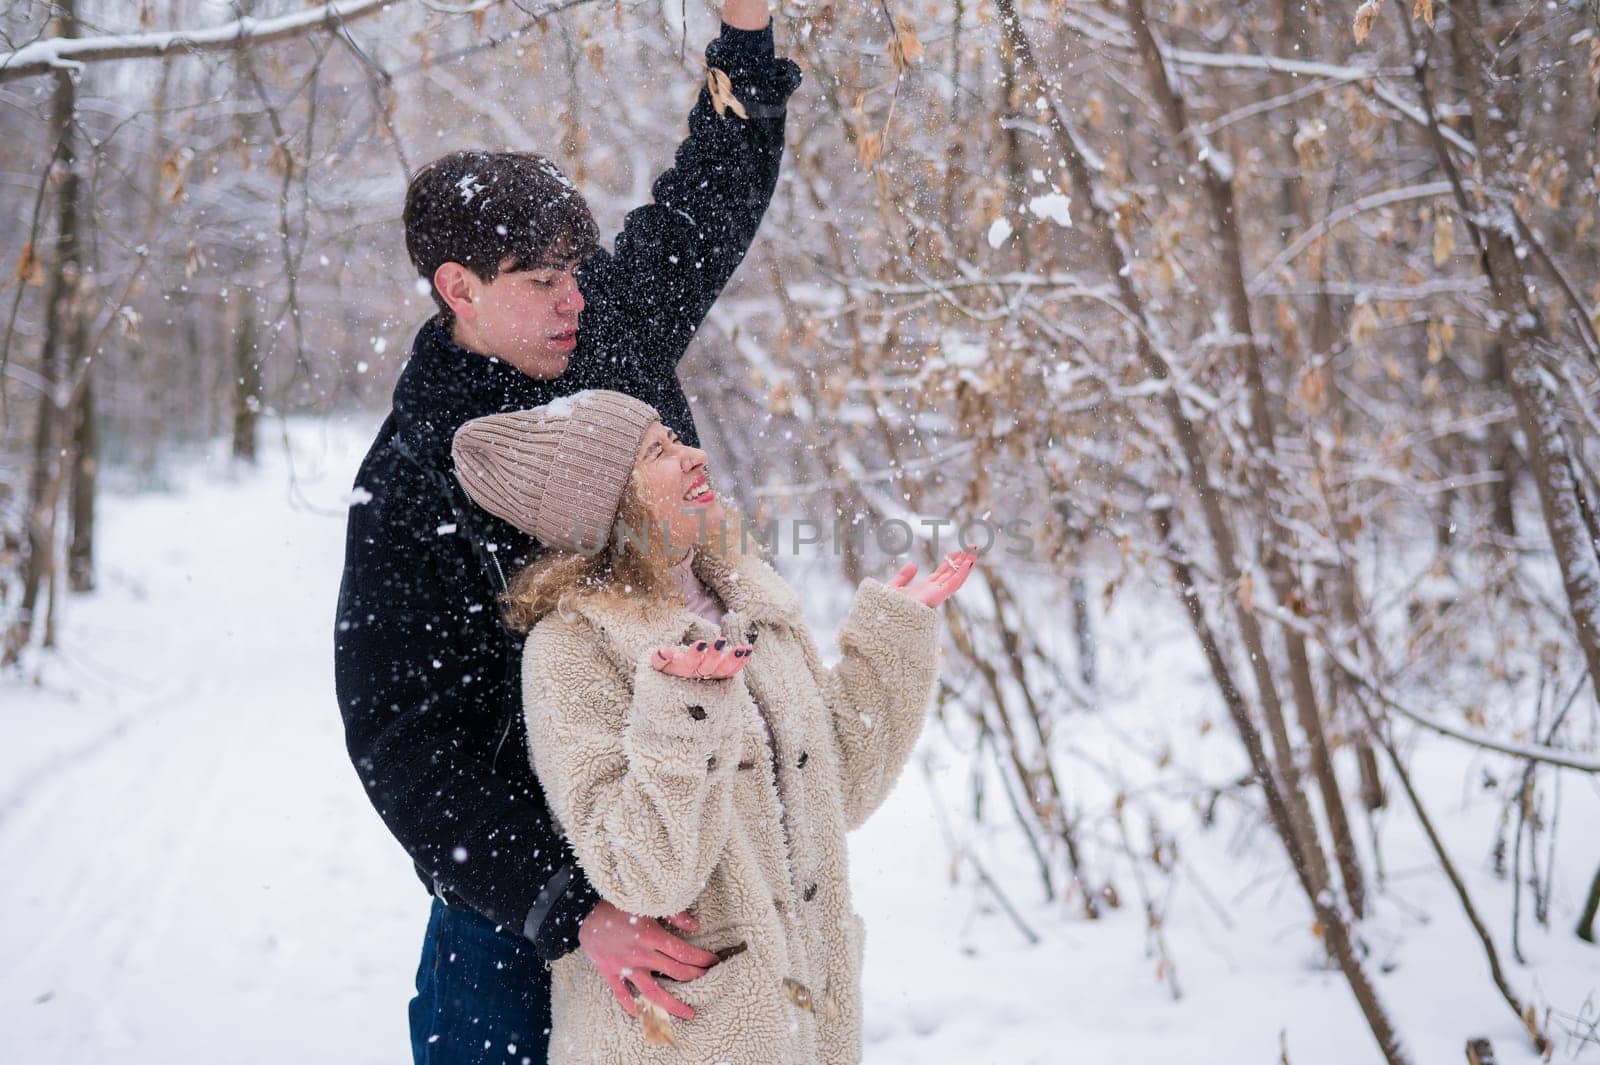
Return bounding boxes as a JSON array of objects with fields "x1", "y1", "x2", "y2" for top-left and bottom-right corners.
[{"x1": 669, "y1": 546, "x2": 726, "y2": 626}]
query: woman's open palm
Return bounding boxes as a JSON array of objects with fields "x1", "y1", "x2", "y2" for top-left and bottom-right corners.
[
  {"x1": 886, "y1": 549, "x2": 978, "y2": 608},
  {"x1": 652, "y1": 637, "x2": 753, "y2": 679}
]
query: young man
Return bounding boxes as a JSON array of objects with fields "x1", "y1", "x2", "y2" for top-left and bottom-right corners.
[{"x1": 333, "y1": 4, "x2": 799, "y2": 1061}]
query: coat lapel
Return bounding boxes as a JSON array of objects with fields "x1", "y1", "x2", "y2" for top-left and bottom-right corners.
[
  {"x1": 567, "y1": 544, "x2": 805, "y2": 673},
  {"x1": 691, "y1": 544, "x2": 804, "y2": 631}
]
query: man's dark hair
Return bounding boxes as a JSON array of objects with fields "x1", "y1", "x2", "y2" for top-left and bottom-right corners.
[{"x1": 403, "y1": 150, "x2": 600, "y2": 321}]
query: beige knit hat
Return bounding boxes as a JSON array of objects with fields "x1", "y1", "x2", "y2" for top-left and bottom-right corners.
[{"x1": 451, "y1": 389, "x2": 660, "y2": 553}]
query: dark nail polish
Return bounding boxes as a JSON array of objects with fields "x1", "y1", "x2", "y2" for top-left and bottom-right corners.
[
  {"x1": 695, "y1": 641, "x2": 707, "y2": 651},
  {"x1": 714, "y1": 639, "x2": 727, "y2": 651}
]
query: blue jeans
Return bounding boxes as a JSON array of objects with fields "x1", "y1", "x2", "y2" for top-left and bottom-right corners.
[{"x1": 410, "y1": 898, "x2": 553, "y2": 1065}]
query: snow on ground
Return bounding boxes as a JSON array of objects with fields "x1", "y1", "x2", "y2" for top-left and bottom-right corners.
[{"x1": 2, "y1": 420, "x2": 1596, "y2": 1064}]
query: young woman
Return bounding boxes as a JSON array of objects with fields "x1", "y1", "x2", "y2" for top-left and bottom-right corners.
[{"x1": 451, "y1": 389, "x2": 974, "y2": 1065}]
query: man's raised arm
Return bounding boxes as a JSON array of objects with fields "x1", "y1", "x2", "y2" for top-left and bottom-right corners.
[{"x1": 578, "y1": 0, "x2": 800, "y2": 375}]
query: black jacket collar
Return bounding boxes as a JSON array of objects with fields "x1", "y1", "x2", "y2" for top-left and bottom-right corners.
[
  {"x1": 390, "y1": 316, "x2": 562, "y2": 583},
  {"x1": 392, "y1": 316, "x2": 568, "y2": 470}
]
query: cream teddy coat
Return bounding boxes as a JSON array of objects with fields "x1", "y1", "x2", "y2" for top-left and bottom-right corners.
[{"x1": 521, "y1": 543, "x2": 941, "y2": 1065}]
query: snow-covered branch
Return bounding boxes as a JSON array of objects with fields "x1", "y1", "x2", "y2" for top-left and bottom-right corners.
[
  {"x1": 0, "y1": 0, "x2": 397, "y2": 83},
  {"x1": 1250, "y1": 181, "x2": 1460, "y2": 294},
  {"x1": 1257, "y1": 600, "x2": 1600, "y2": 774}
]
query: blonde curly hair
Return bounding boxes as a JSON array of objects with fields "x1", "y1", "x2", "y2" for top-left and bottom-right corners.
[{"x1": 500, "y1": 483, "x2": 748, "y2": 634}]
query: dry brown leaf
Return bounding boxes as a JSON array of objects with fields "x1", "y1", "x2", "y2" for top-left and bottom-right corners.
[
  {"x1": 1293, "y1": 117, "x2": 1328, "y2": 170},
  {"x1": 783, "y1": 977, "x2": 815, "y2": 1013},
  {"x1": 1085, "y1": 92, "x2": 1108, "y2": 130},
  {"x1": 1353, "y1": 0, "x2": 1380, "y2": 43},
  {"x1": 706, "y1": 67, "x2": 748, "y2": 120},
  {"x1": 116, "y1": 305, "x2": 142, "y2": 341},
  {"x1": 1526, "y1": 151, "x2": 1568, "y2": 210},
  {"x1": 1113, "y1": 201, "x2": 1137, "y2": 240},
  {"x1": 857, "y1": 131, "x2": 882, "y2": 169},
  {"x1": 14, "y1": 242, "x2": 44, "y2": 286},
  {"x1": 1349, "y1": 301, "x2": 1380, "y2": 346},
  {"x1": 768, "y1": 378, "x2": 793, "y2": 415},
  {"x1": 159, "y1": 150, "x2": 190, "y2": 203},
  {"x1": 639, "y1": 1001, "x2": 677, "y2": 1048},
  {"x1": 1298, "y1": 365, "x2": 1328, "y2": 414},
  {"x1": 707, "y1": 70, "x2": 725, "y2": 116},
  {"x1": 889, "y1": 16, "x2": 924, "y2": 74},
  {"x1": 1236, "y1": 571, "x2": 1255, "y2": 613},
  {"x1": 1101, "y1": 576, "x2": 1122, "y2": 613},
  {"x1": 1412, "y1": 0, "x2": 1434, "y2": 27},
  {"x1": 1432, "y1": 215, "x2": 1455, "y2": 266},
  {"x1": 804, "y1": 3, "x2": 837, "y2": 36},
  {"x1": 1426, "y1": 319, "x2": 1454, "y2": 364}
]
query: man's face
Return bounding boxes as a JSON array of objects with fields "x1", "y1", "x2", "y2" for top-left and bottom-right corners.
[{"x1": 440, "y1": 256, "x2": 585, "y2": 379}]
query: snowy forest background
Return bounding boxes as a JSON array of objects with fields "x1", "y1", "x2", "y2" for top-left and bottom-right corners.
[{"x1": 3, "y1": 0, "x2": 1600, "y2": 1062}]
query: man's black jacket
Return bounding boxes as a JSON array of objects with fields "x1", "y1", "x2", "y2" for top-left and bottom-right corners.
[{"x1": 334, "y1": 24, "x2": 800, "y2": 960}]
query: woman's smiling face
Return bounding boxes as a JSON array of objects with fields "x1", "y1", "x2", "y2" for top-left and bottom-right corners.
[{"x1": 629, "y1": 421, "x2": 725, "y2": 556}]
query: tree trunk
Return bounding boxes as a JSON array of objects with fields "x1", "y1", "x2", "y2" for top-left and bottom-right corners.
[
  {"x1": 1445, "y1": 0, "x2": 1600, "y2": 710},
  {"x1": 1578, "y1": 859, "x2": 1600, "y2": 943},
  {"x1": 232, "y1": 293, "x2": 261, "y2": 463},
  {"x1": 1069, "y1": 572, "x2": 1096, "y2": 696},
  {"x1": 68, "y1": 373, "x2": 96, "y2": 592},
  {"x1": 1153, "y1": 507, "x2": 1411, "y2": 1064},
  {"x1": 987, "y1": 5, "x2": 1409, "y2": 1057},
  {"x1": 3, "y1": 0, "x2": 80, "y2": 666},
  {"x1": 1123, "y1": 0, "x2": 1367, "y2": 919},
  {"x1": 1485, "y1": 343, "x2": 1518, "y2": 539}
]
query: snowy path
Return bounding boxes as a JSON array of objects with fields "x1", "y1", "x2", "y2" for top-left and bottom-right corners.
[
  {"x1": 1, "y1": 427, "x2": 421, "y2": 1062},
  {"x1": 2, "y1": 422, "x2": 1594, "y2": 1064}
]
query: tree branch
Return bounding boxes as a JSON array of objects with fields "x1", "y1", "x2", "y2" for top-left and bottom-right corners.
[{"x1": 0, "y1": 0, "x2": 399, "y2": 83}]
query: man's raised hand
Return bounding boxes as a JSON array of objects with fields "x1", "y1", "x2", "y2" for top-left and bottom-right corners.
[{"x1": 721, "y1": 0, "x2": 771, "y2": 31}]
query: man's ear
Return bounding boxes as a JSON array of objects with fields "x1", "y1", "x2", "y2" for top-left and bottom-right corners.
[{"x1": 433, "y1": 262, "x2": 480, "y2": 321}]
